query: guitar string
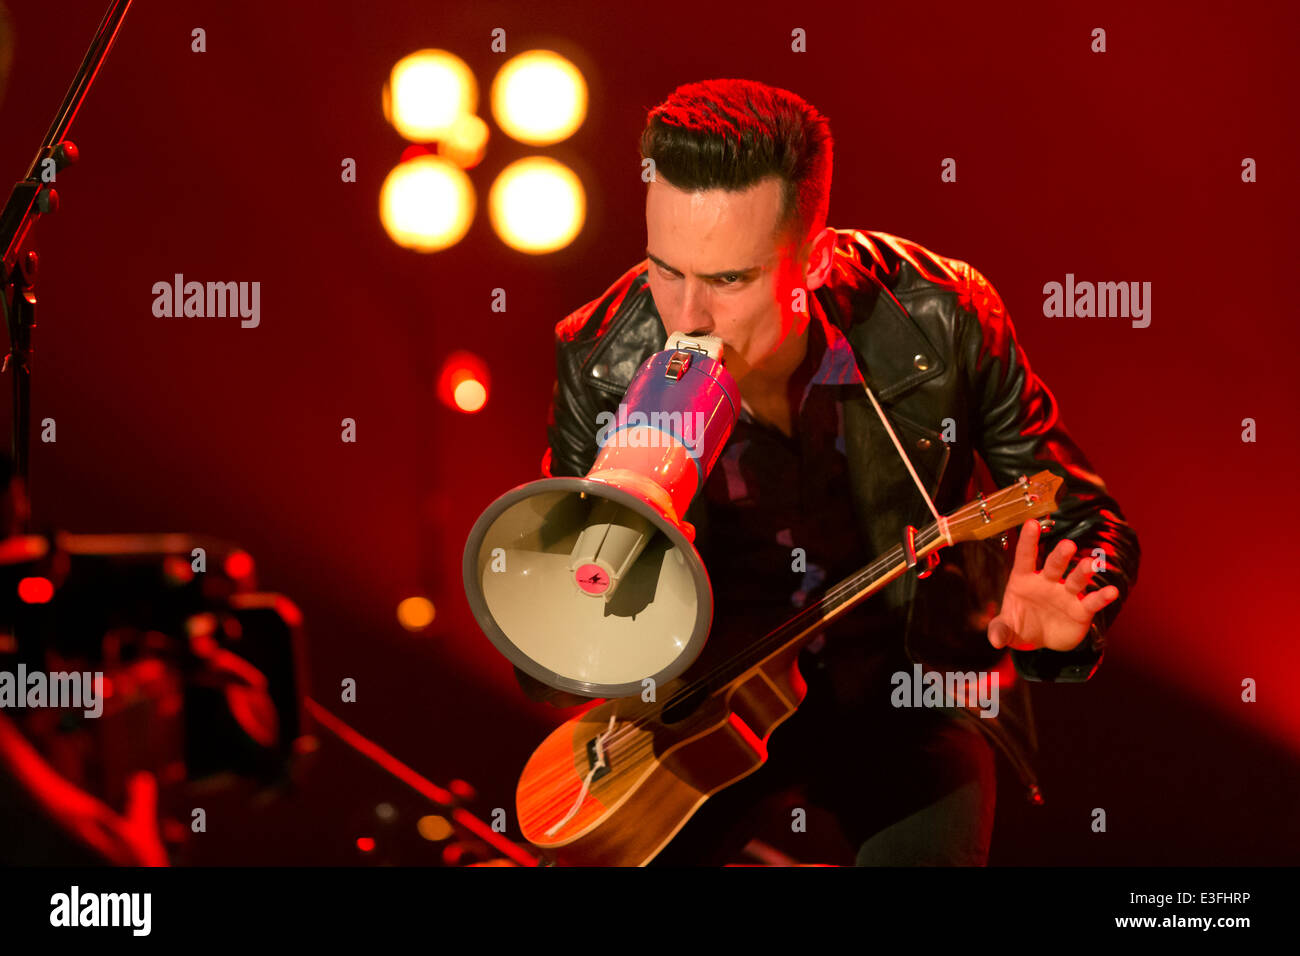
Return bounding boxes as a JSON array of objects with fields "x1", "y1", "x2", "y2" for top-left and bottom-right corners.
[
  {"x1": 518, "y1": 493, "x2": 1056, "y2": 818},
  {"x1": 517, "y1": 495, "x2": 1056, "y2": 819},
  {"x1": 518, "y1": 494, "x2": 1067, "y2": 821},
  {"x1": 518, "y1": 520, "x2": 949, "y2": 818}
]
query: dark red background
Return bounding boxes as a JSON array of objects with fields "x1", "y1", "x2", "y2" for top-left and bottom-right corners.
[{"x1": 1, "y1": 0, "x2": 1296, "y2": 863}]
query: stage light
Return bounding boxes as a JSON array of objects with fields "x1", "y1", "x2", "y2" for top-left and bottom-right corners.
[
  {"x1": 379, "y1": 155, "x2": 475, "y2": 252},
  {"x1": 491, "y1": 50, "x2": 587, "y2": 145},
  {"x1": 17, "y1": 576, "x2": 53, "y2": 603},
  {"x1": 437, "y1": 351, "x2": 490, "y2": 413},
  {"x1": 417, "y1": 814, "x2": 454, "y2": 841},
  {"x1": 224, "y1": 550, "x2": 254, "y2": 580},
  {"x1": 162, "y1": 554, "x2": 194, "y2": 584},
  {"x1": 397, "y1": 596, "x2": 436, "y2": 631},
  {"x1": 488, "y1": 157, "x2": 585, "y2": 254},
  {"x1": 453, "y1": 377, "x2": 487, "y2": 412},
  {"x1": 438, "y1": 114, "x2": 489, "y2": 168},
  {"x1": 384, "y1": 49, "x2": 477, "y2": 142}
]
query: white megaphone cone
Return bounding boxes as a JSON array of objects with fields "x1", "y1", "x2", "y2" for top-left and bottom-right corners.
[{"x1": 463, "y1": 333, "x2": 739, "y2": 698}]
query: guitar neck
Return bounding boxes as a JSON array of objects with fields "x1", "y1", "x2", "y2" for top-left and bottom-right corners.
[
  {"x1": 665, "y1": 470, "x2": 1062, "y2": 710},
  {"x1": 703, "y1": 519, "x2": 948, "y2": 696}
]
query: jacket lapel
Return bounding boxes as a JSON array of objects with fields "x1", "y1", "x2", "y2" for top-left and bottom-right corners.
[{"x1": 815, "y1": 274, "x2": 953, "y2": 615}]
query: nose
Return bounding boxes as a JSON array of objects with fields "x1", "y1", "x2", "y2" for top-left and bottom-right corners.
[{"x1": 674, "y1": 283, "x2": 713, "y2": 336}]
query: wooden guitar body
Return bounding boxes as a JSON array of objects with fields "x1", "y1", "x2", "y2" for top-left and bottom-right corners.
[
  {"x1": 517, "y1": 645, "x2": 805, "y2": 866},
  {"x1": 514, "y1": 471, "x2": 1062, "y2": 866}
]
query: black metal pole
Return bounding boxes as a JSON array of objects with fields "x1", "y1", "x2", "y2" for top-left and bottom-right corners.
[{"x1": 0, "y1": 0, "x2": 132, "y2": 534}]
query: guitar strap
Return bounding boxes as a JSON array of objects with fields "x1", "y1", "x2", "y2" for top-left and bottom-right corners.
[{"x1": 856, "y1": 377, "x2": 952, "y2": 548}]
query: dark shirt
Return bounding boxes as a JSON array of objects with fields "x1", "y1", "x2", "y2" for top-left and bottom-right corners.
[{"x1": 696, "y1": 308, "x2": 885, "y2": 657}]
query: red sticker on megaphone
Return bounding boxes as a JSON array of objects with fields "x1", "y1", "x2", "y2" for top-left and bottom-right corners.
[{"x1": 574, "y1": 564, "x2": 610, "y2": 595}]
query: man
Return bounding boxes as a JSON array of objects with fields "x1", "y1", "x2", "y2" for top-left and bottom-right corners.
[{"x1": 516, "y1": 78, "x2": 1140, "y2": 865}]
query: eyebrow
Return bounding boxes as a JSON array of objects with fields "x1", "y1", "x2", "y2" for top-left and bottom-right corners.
[{"x1": 645, "y1": 250, "x2": 762, "y2": 280}]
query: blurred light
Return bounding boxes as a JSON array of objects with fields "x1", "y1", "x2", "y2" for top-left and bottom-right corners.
[
  {"x1": 163, "y1": 554, "x2": 194, "y2": 584},
  {"x1": 437, "y1": 351, "x2": 490, "y2": 413},
  {"x1": 417, "y1": 814, "x2": 454, "y2": 842},
  {"x1": 380, "y1": 156, "x2": 475, "y2": 252},
  {"x1": 438, "y1": 114, "x2": 489, "y2": 168},
  {"x1": 442, "y1": 842, "x2": 468, "y2": 865},
  {"x1": 224, "y1": 551, "x2": 254, "y2": 580},
  {"x1": 449, "y1": 779, "x2": 476, "y2": 800},
  {"x1": 17, "y1": 577, "x2": 53, "y2": 603},
  {"x1": 356, "y1": 837, "x2": 376, "y2": 852},
  {"x1": 384, "y1": 49, "x2": 477, "y2": 142},
  {"x1": 453, "y1": 377, "x2": 487, "y2": 412},
  {"x1": 491, "y1": 50, "x2": 587, "y2": 145},
  {"x1": 489, "y1": 157, "x2": 585, "y2": 254},
  {"x1": 375, "y1": 802, "x2": 397, "y2": 822},
  {"x1": 400, "y1": 143, "x2": 433, "y2": 164},
  {"x1": 397, "y1": 596, "x2": 436, "y2": 631}
]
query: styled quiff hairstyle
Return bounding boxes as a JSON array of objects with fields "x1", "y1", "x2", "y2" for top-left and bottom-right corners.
[{"x1": 639, "y1": 78, "x2": 833, "y2": 247}]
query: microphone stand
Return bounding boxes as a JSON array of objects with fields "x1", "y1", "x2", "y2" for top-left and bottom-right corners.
[{"x1": 0, "y1": 0, "x2": 132, "y2": 536}]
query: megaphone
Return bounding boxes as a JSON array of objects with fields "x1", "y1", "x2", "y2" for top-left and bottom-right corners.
[{"x1": 463, "y1": 333, "x2": 740, "y2": 699}]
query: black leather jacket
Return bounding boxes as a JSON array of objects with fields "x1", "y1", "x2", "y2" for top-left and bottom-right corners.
[{"x1": 531, "y1": 228, "x2": 1141, "y2": 804}]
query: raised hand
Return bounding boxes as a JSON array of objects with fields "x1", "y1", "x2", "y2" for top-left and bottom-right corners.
[{"x1": 986, "y1": 518, "x2": 1120, "y2": 652}]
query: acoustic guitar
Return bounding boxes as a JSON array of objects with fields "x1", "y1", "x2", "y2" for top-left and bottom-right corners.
[{"x1": 515, "y1": 471, "x2": 1063, "y2": 866}]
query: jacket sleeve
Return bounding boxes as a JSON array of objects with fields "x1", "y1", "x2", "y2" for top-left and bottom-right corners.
[
  {"x1": 540, "y1": 322, "x2": 605, "y2": 480},
  {"x1": 521, "y1": 324, "x2": 605, "y2": 706},
  {"x1": 956, "y1": 263, "x2": 1140, "y2": 682}
]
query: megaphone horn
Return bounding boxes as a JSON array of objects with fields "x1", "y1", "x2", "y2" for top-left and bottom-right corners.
[{"x1": 463, "y1": 334, "x2": 739, "y2": 699}]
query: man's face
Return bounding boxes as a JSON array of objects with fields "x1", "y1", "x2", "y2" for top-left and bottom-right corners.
[{"x1": 645, "y1": 175, "x2": 809, "y2": 383}]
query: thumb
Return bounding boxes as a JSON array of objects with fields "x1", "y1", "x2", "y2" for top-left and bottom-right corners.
[{"x1": 987, "y1": 617, "x2": 1014, "y2": 649}]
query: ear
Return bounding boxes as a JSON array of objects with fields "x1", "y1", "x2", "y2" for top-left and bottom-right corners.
[{"x1": 803, "y1": 227, "x2": 836, "y2": 291}]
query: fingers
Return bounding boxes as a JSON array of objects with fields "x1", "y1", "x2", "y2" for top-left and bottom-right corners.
[
  {"x1": 1040, "y1": 535, "x2": 1076, "y2": 579},
  {"x1": 1012, "y1": 518, "x2": 1041, "y2": 573},
  {"x1": 124, "y1": 771, "x2": 158, "y2": 827},
  {"x1": 987, "y1": 617, "x2": 1014, "y2": 649},
  {"x1": 123, "y1": 772, "x2": 169, "y2": 867},
  {"x1": 1062, "y1": 555, "x2": 1095, "y2": 596},
  {"x1": 1080, "y1": 585, "x2": 1120, "y2": 616}
]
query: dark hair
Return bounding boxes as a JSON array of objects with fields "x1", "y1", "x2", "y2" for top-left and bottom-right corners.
[{"x1": 639, "y1": 78, "x2": 833, "y2": 246}]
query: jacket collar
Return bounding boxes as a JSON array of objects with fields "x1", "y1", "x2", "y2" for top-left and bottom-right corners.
[
  {"x1": 813, "y1": 232, "x2": 947, "y2": 402},
  {"x1": 586, "y1": 231, "x2": 946, "y2": 404}
]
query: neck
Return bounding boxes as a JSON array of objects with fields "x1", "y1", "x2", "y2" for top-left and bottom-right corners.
[{"x1": 738, "y1": 315, "x2": 811, "y2": 398}]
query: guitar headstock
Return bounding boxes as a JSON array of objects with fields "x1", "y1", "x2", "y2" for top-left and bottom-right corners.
[{"x1": 947, "y1": 471, "x2": 1064, "y2": 543}]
